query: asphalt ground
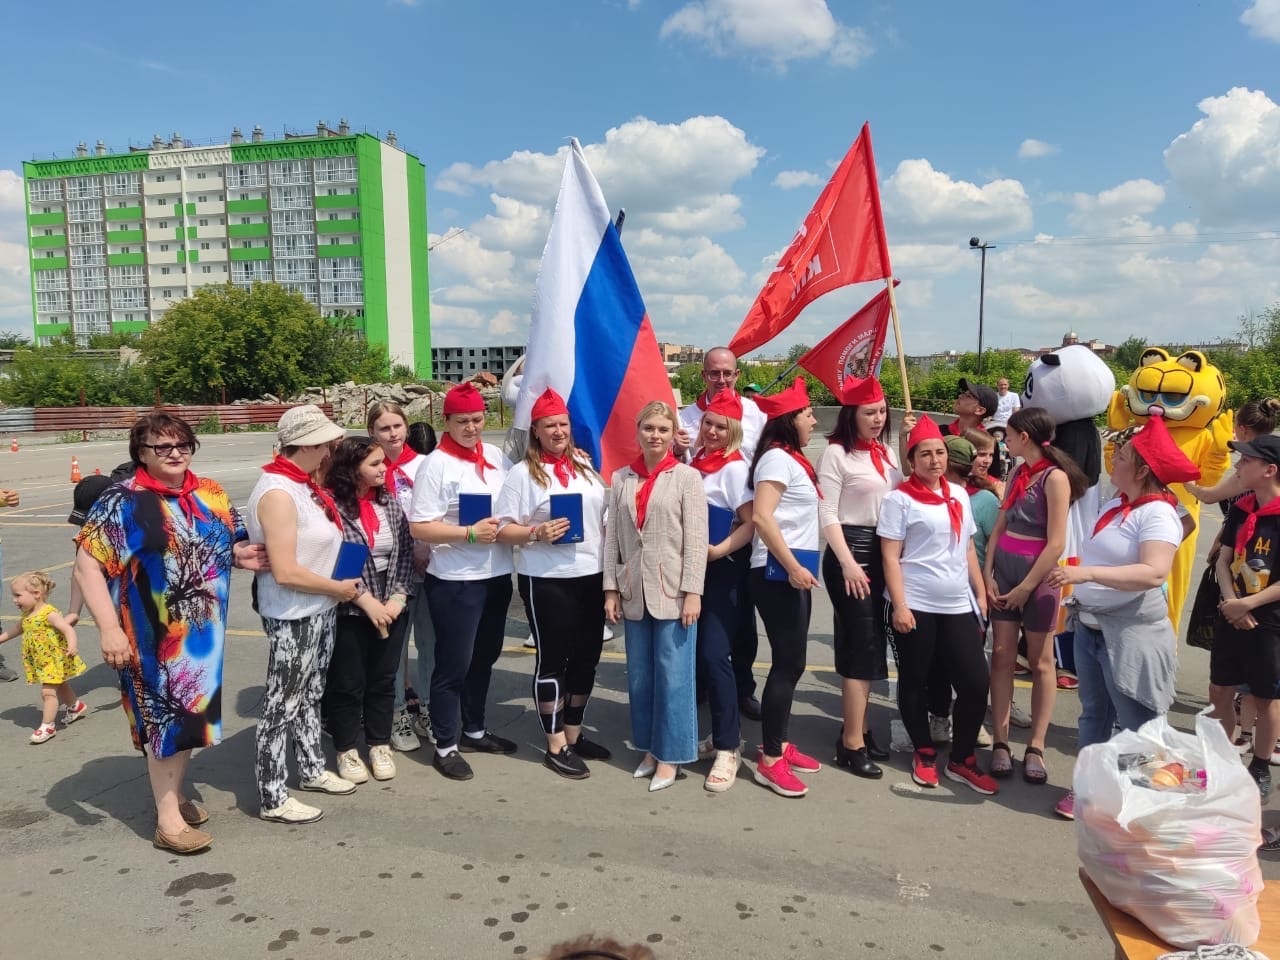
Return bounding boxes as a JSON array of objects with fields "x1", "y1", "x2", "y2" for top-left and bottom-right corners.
[{"x1": 0, "y1": 429, "x2": 1259, "y2": 960}]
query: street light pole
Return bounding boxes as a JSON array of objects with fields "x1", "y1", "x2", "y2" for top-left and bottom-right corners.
[{"x1": 968, "y1": 237, "x2": 994, "y2": 374}]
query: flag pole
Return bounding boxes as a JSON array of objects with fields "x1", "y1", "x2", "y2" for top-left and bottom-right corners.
[
  {"x1": 757, "y1": 361, "x2": 800, "y2": 395},
  {"x1": 884, "y1": 277, "x2": 912, "y2": 414}
]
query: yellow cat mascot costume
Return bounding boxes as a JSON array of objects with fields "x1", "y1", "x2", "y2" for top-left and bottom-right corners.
[{"x1": 1105, "y1": 348, "x2": 1233, "y2": 626}]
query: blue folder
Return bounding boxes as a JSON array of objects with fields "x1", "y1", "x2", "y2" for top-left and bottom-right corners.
[
  {"x1": 458, "y1": 493, "x2": 492, "y2": 526},
  {"x1": 707, "y1": 504, "x2": 735, "y2": 546},
  {"x1": 332, "y1": 541, "x2": 369, "y2": 580},
  {"x1": 549, "y1": 493, "x2": 584, "y2": 543},
  {"x1": 764, "y1": 549, "x2": 819, "y2": 582}
]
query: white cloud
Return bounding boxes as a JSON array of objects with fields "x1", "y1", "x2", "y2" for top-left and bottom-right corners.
[
  {"x1": 1164, "y1": 86, "x2": 1280, "y2": 228},
  {"x1": 773, "y1": 170, "x2": 824, "y2": 190},
  {"x1": 1065, "y1": 178, "x2": 1166, "y2": 232},
  {"x1": 881, "y1": 159, "x2": 1033, "y2": 242},
  {"x1": 1242, "y1": 0, "x2": 1280, "y2": 41},
  {"x1": 1017, "y1": 138, "x2": 1059, "y2": 160},
  {"x1": 428, "y1": 116, "x2": 764, "y2": 346},
  {"x1": 660, "y1": 0, "x2": 872, "y2": 68}
]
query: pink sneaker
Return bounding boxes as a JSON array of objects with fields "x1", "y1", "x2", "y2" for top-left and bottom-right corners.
[
  {"x1": 753, "y1": 751, "x2": 809, "y2": 798},
  {"x1": 912, "y1": 748, "x2": 939, "y2": 788},
  {"x1": 783, "y1": 742, "x2": 822, "y2": 773},
  {"x1": 944, "y1": 755, "x2": 999, "y2": 796},
  {"x1": 62, "y1": 700, "x2": 88, "y2": 725},
  {"x1": 1054, "y1": 790, "x2": 1075, "y2": 820}
]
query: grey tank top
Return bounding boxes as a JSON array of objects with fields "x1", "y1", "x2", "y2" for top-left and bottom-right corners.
[{"x1": 1005, "y1": 466, "x2": 1055, "y2": 539}]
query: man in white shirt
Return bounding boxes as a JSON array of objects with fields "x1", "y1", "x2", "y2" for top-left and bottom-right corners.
[
  {"x1": 674, "y1": 347, "x2": 767, "y2": 462},
  {"x1": 990, "y1": 378, "x2": 1021, "y2": 427}
]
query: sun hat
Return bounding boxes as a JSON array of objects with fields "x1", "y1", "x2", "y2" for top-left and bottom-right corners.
[{"x1": 277, "y1": 404, "x2": 345, "y2": 448}]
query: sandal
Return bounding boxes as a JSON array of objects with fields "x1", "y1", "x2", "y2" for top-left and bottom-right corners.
[
  {"x1": 704, "y1": 749, "x2": 740, "y2": 793},
  {"x1": 1023, "y1": 746, "x2": 1048, "y2": 785},
  {"x1": 990, "y1": 742, "x2": 1013, "y2": 779},
  {"x1": 1055, "y1": 673, "x2": 1079, "y2": 691}
]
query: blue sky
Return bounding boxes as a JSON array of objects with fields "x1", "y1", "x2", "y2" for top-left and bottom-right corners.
[{"x1": 2, "y1": 0, "x2": 1279, "y2": 358}]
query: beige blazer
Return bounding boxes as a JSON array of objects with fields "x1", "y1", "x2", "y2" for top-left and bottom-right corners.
[{"x1": 603, "y1": 463, "x2": 708, "y2": 621}]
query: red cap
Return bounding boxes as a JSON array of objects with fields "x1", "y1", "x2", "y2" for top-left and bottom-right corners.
[
  {"x1": 704, "y1": 390, "x2": 743, "y2": 421},
  {"x1": 906, "y1": 414, "x2": 945, "y2": 454},
  {"x1": 530, "y1": 387, "x2": 569, "y2": 423},
  {"x1": 1131, "y1": 415, "x2": 1201, "y2": 486},
  {"x1": 754, "y1": 378, "x2": 811, "y2": 421},
  {"x1": 840, "y1": 376, "x2": 885, "y2": 407},
  {"x1": 443, "y1": 382, "x2": 486, "y2": 416}
]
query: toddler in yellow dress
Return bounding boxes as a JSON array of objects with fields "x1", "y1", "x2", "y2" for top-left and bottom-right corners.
[{"x1": 0, "y1": 571, "x2": 86, "y2": 743}]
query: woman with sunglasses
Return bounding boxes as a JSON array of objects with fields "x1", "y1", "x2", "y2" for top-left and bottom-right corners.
[
  {"x1": 322, "y1": 436, "x2": 416, "y2": 784},
  {"x1": 247, "y1": 405, "x2": 363, "y2": 825},
  {"x1": 75, "y1": 412, "x2": 268, "y2": 854}
]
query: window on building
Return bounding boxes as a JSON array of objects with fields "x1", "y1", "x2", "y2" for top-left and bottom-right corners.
[
  {"x1": 271, "y1": 185, "x2": 313, "y2": 210},
  {"x1": 202, "y1": 265, "x2": 212, "y2": 274},
  {"x1": 315, "y1": 156, "x2": 357, "y2": 182},
  {"x1": 200, "y1": 242, "x2": 210, "y2": 250},
  {"x1": 196, "y1": 172, "x2": 207, "y2": 180},
  {"x1": 229, "y1": 164, "x2": 266, "y2": 188},
  {"x1": 67, "y1": 177, "x2": 101, "y2": 199},
  {"x1": 43, "y1": 229, "x2": 52, "y2": 237},
  {"x1": 30, "y1": 181, "x2": 62, "y2": 202},
  {"x1": 241, "y1": 217, "x2": 251, "y2": 225},
  {"x1": 161, "y1": 267, "x2": 170, "y2": 275},
  {"x1": 269, "y1": 160, "x2": 311, "y2": 186},
  {"x1": 159, "y1": 221, "x2": 168, "y2": 229},
  {"x1": 199, "y1": 218, "x2": 208, "y2": 226},
  {"x1": 104, "y1": 174, "x2": 140, "y2": 196},
  {"x1": 68, "y1": 198, "x2": 103, "y2": 222},
  {"x1": 197, "y1": 195, "x2": 207, "y2": 203},
  {"x1": 160, "y1": 244, "x2": 169, "y2": 252},
  {"x1": 42, "y1": 206, "x2": 51, "y2": 214},
  {"x1": 156, "y1": 175, "x2": 166, "y2": 183}
]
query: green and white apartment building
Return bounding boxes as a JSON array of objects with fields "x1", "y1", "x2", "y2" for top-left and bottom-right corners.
[{"x1": 22, "y1": 123, "x2": 432, "y2": 376}]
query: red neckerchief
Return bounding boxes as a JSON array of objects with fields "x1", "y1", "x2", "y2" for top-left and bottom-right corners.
[
  {"x1": 898, "y1": 474, "x2": 963, "y2": 542},
  {"x1": 385, "y1": 445, "x2": 417, "y2": 497},
  {"x1": 1233, "y1": 493, "x2": 1280, "y2": 554},
  {"x1": 438, "y1": 433, "x2": 496, "y2": 481},
  {"x1": 770, "y1": 443, "x2": 823, "y2": 499},
  {"x1": 852, "y1": 438, "x2": 891, "y2": 479},
  {"x1": 1092, "y1": 492, "x2": 1178, "y2": 537},
  {"x1": 132, "y1": 467, "x2": 207, "y2": 524},
  {"x1": 965, "y1": 481, "x2": 981, "y2": 497},
  {"x1": 1001, "y1": 457, "x2": 1053, "y2": 511},
  {"x1": 947, "y1": 420, "x2": 986, "y2": 437},
  {"x1": 262, "y1": 455, "x2": 343, "y2": 532},
  {"x1": 539, "y1": 450, "x2": 574, "y2": 488},
  {"x1": 358, "y1": 488, "x2": 382, "y2": 545},
  {"x1": 630, "y1": 452, "x2": 679, "y2": 528},
  {"x1": 688, "y1": 447, "x2": 743, "y2": 476}
]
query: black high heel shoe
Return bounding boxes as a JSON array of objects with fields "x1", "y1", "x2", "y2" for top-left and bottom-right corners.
[
  {"x1": 835, "y1": 736, "x2": 884, "y2": 780},
  {"x1": 863, "y1": 730, "x2": 890, "y2": 761}
]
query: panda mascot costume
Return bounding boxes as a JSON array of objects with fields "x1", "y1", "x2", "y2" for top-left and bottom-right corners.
[{"x1": 1019, "y1": 345, "x2": 1116, "y2": 679}]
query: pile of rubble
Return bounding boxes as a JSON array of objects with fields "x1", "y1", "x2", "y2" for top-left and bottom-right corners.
[{"x1": 237, "y1": 381, "x2": 503, "y2": 426}]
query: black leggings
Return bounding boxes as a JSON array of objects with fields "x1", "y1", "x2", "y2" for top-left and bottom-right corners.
[
  {"x1": 518, "y1": 572, "x2": 605, "y2": 734},
  {"x1": 750, "y1": 568, "x2": 812, "y2": 757},
  {"x1": 889, "y1": 607, "x2": 988, "y2": 763}
]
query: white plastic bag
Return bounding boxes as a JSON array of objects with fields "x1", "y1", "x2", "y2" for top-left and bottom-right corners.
[{"x1": 1075, "y1": 711, "x2": 1263, "y2": 948}]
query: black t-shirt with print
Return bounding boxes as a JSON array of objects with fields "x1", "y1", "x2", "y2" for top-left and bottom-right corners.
[{"x1": 1221, "y1": 502, "x2": 1280, "y2": 631}]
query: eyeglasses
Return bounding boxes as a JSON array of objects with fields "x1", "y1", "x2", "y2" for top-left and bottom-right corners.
[
  {"x1": 140, "y1": 441, "x2": 195, "y2": 458},
  {"x1": 702, "y1": 369, "x2": 738, "y2": 380}
]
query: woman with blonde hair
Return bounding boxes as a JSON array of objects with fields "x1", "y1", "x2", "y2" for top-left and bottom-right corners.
[
  {"x1": 604, "y1": 400, "x2": 707, "y2": 792},
  {"x1": 496, "y1": 388, "x2": 610, "y2": 779}
]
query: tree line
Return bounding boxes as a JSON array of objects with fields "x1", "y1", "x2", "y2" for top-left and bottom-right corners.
[{"x1": 0, "y1": 284, "x2": 391, "y2": 407}]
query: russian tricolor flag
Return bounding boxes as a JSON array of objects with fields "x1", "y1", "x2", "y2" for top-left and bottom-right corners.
[{"x1": 512, "y1": 138, "x2": 674, "y2": 481}]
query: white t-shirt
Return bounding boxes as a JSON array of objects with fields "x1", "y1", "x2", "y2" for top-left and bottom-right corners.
[
  {"x1": 877, "y1": 485, "x2": 977, "y2": 615},
  {"x1": 698, "y1": 457, "x2": 752, "y2": 513},
  {"x1": 991, "y1": 391, "x2": 1021, "y2": 426},
  {"x1": 494, "y1": 459, "x2": 606, "y2": 579},
  {"x1": 409, "y1": 442, "x2": 514, "y2": 581},
  {"x1": 750, "y1": 448, "x2": 820, "y2": 569},
  {"x1": 679, "y1": 394, "x2": 768, "y2": 462},
  {"x1": 1072, "y1": 498, "x2": 1182, "y2": 610},
  {"x1": 387, "y1": 450, "x2": 428, "y2": 515}
]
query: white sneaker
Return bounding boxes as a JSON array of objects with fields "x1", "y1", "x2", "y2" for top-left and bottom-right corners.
[
  {"x1": 929, "y1": 714, "x2": 952, "y2": 744},
  {"x1": 390, "y1": 710, "x2": 421, "y2": 752},
  {"x1": 260, "y1": 796, "x2": 323, "y2": 824},
  {"x1": 697, "y1": 734, "x2": 716, "y2": 760},
  {"x1": 336, "y1": 748, "x2": 370, "y2": 784},
  {"x1": 412, "y1": 713, "x2": 436, "y2": 744},
  {"x1": 602, "y1": 624, "x2": 613, "y2": 641},
  {"x1": 523, "y1": 635, "x2": 537, "y2": 649},
  {"x1": 889, "y1": 718, "x2": 914, "y2": 753},
  {"x1": 1009, "y1": 702, "x2": 1033, "y2": 729},
  {"x1": 369, "y1": 744, "x2": 396, "y2": 781},
  {"x1": 976, "y1": 725, "x2": 993, "y2": 748},
  {"x1": 299, "y1": 770, "x2": 357, "y2": 795}
]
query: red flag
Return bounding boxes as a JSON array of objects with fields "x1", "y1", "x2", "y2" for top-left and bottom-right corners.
[
  {"x1": 729, "y1": 122, "x2": 892, "y2": 356},
  {"x1": 796, "y1": 282, "x2": 897, "y2": 397}
]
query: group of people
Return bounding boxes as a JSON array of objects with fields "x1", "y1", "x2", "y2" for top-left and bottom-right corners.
[{"x1": 7, "y1": 344, "x2": 1271, "y2": 855}]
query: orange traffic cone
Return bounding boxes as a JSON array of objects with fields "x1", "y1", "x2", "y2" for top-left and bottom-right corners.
[
  {"x1": 70, "y1": 456, "x2": 82, "y2": 484},
  {"x1": 8, "y1": 438, "x2": 16, "y2": 453}
]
